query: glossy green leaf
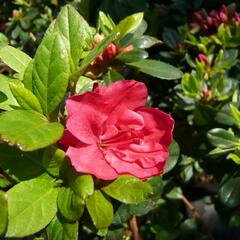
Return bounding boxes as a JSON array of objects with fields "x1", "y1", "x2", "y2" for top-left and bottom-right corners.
[
  {"x1": 46, "y1": 214, "x2": 78, "y2": 240},
  {"x1": 0, "y1": 45, "x2": 32, "y2": 79},
  {"x1": 0, "y1": 75, "x2": 19, "y2": 111},
  {"x1": 10, "y1": 83, "x2": 43, "y2": 113},
  {"x1": 115, "y1": 12, "x2": 143, "y2": 40},
  {"x1": 103, "y1": 68, "x2": 124, "y2": 84},
  {"x1": 86, "y1": 190, "x2": 114, "y2": 229},
  {"x1": 207, "y1": 128, "x2": 240, "y2": 149},
  {"x1": 53, "y1": 4, "x2": 92, "y2": 71},
  {"x1": 102, "y1": 175, "x2": 153, "y2": 204},
  {"x1": 32, "y1": 32, "x2": 70, "y2": 116},
  {"x1": 219, "y1": 176, "x2": 240, "y2": 207},
  {"x1": 57, "y1": 187, "x2": 84, "y2": 221},
  {"x1": 164, "y1": 140, "x2": 180, "y2": 173},
  {"x1": 0, "y1": 110, "x2": 64, "y2": 151},
  {"x1": 116, "y1": 49, "x2": 148, "y2": 63},
  {"x1": 0, "y1": 190, "x2": 8, "y2": 236},
  {"x1": 127, "y1": 59, "x2": 183, "y2": 80},
  {"x1": 6, "y1": 178, "x2": 59, "y2": 237},
  {"x1": 166, "y1": 187, "x2": 183, "y2": 200},
  {"x1": 76, "y1": 76, "x2": 95, "y2": 94},
  {"x1": 132, "y1": 35, "x2": 161, "y2": 49}
]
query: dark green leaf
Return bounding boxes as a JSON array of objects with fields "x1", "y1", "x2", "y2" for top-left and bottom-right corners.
[
  {"x1": 132, "y1": 35, "x2": 161, "y2": 49},
  {"x1": 116, "y1": 49, "x2": 148, "y2": 63},
  {"x1": 207, "y1": 128, "x2": 240, "y2": 149},
  {"x1": 127, "y1": 59, "x2": 183, "y2": 80},
  {"x1": 219, "y1": 176, "x2": 240, "y2": 207},
  {"x1": 0, "y1": 110, "x2": 64, "y2": 151},
  {"x1": 164, "y1": 140, "x2": 180, "y2": 173}
]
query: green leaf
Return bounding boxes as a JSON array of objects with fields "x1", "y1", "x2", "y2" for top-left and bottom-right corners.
[
  {"x1": 57, "y1": 187, "x2": 84, "y2": 221},
  {"x1": 32, "y1": 32, "x2": 70, "y2": 116},
  {"x1": 76, "y1": 76, "x2": 96, "y2": 94},
  {"x1": 207, "y1": 128, "x2": 240, "y2": 149},
  {"x1": 115, "y1": 12, "x2": 143, "y2": 41},
  {"x1": 0, "y1": 45, "x2": 32, "y2": 79},
  {"x1": 181, "y1": 73, "x2": 200, "y2": 96},
  {"x1": 98, "y1": 11, "x2": 116, "y2": 35},
  {"x1": 0, "y1": 190, "x2": 8, "y2": 236},
  {"x1": 69, "y1": 174, "x2": 94, "y2": 200},
  {"x1": 102, "y1": 68, "x2": 124, "y2": 84},
  {"x1": 75, "y1": 31, "x2": 119, "y2": 77},
  {"x1": 230, "y1": 104, "x2": 240, "y2": 129},
  {"x1": 116, "y1": 49, "x2": 148, "y2": 63},
  {"x1": 228, "y1": 148, "x2": 240, "y2": 164},
  {"x1": 219, "y1": 176, "x2": 240, "y2": 207},
  {"x1": 0, "y1": 75, "x2": 19, "y2": 111},
  {"x1": 23, "y1": 60, "x2": 34, "y2": 91},
  {"x1": 127, "y1": 59, "x2": 183, "y2": 80},
  {"x1": 46, "y1": 214, "x2": 78, "y2": 240},
  {"x1": 42, "y1": 146, "x2": 65, "y2": 178},
  {"x1": 166, "y1": 187, "x2": 183, "y2": 200},
  {"x1": 6, "y1": 178, "x2": 59, "y2": 237},
  {"x1": 10, "y1": 83, "x2": 43, "y2": 113},
  {"x1": 102, "y1": 175, "x2": 153, "y2": 204},
  {"x1": 86, "y1": 190, "x2": 114, "y2": 229},
  {"x1": 164, "y1": 140, "x2": 180, "y2": 173},
  {"x1": 132, "y1": 35, "x2": 161, "y2": 49},
  {"x1": 0, "y1": 110, "x2": 64, "y2": 151},
  {"x1": 53, "y1": 4, "x2": 92, "y2": 71}
]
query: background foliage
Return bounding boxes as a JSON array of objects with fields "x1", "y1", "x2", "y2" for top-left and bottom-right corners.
[{"x1": 1, "y1": 0, "x2": 240, "y2": 240}]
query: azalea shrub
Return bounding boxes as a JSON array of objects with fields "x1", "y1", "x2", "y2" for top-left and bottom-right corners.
[{"x1": 1, "y1": 1, "x2": 240, "y2": 240}]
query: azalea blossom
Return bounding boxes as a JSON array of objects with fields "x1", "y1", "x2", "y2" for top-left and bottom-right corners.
[{"x1": 60, "y1": 80, "x2": 174, "y2": 180}]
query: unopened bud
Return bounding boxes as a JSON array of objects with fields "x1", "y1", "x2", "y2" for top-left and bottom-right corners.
[{"x1": 198, "y1": 53, "x2": 208, "y2": 65}]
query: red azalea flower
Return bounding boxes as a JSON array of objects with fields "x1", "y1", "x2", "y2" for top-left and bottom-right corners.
[{"x1": 59, "y1": 80, "x2": 174, "y2": 180}]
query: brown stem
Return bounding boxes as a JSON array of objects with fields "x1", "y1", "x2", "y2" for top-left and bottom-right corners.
[
  {"x1": 129, "y1": 216, "x2": 142, "y2": 240},
  {"x1": 180, "y1": 195, "x2": 214, "y2": 240}
]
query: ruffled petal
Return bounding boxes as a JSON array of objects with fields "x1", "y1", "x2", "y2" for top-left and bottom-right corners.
[
  {"x1": 66, "y1": 144, "x2": 119, "y2": 180},
  {"x1": 104, "y1": 149, "x2": 165, "y2": 179},
  {"x1": 137, "y1": 107, "x2": 174, "y2": 147}
]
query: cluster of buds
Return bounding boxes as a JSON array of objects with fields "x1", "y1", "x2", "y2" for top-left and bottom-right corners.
[
  {"x1": 190, "y1": 5, "x2": 240, "y2": 32},
  {"x1": 85, "y1": 33, "x2": 134, "y2": 79}
]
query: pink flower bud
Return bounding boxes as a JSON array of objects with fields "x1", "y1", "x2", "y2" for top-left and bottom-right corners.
[
  {"x1": 198, "y1": 53, "x2": 208, "y2": 64},
  {"x1": 219, "y1": 12, "x2": 228, "y2": 24}
]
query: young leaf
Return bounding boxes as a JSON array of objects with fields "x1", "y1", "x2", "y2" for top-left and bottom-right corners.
[
  {"x1": 9, "y1": 83, "x2": 43, "y2": 113},
  {"x1": 0, "y1": 190, "x2": 8, "y2": 236},
  {"x1": 32, "y1": 32, "x2": 70, "y2": 116},
  {"x1": 46, "y1": 214, "x2": 78, "y2": 240},
  {"x1": 86, "y1": 190, "x2": 114, "y2": 229},
  {"x1": 53, "y1": 4, "x2": 92, "y2": 71},
  {"x1": 0, "y1": 110, "x2": 64, "y2": 151},
  {"x1": 6, "y1": 178, "x2": 59, "y2": 237},
  {"x1": 98, "y1": 11, "x2": 116, "y2": 35},
  {"x1": 115, "y1": 12, "x2": 143, "y2": 41},
  {"x1": 102, "y1": 175, "x2": 153, "y2": 204},
  {"x1": 57, "y1": 187, "x2": 84, "y2": 221},
  {"x1": 0, "y1": 45, "x2": 32, "y2": 79},
  {"x1": 127, "y1": 59, "x2": 183, "y2": 80}
]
